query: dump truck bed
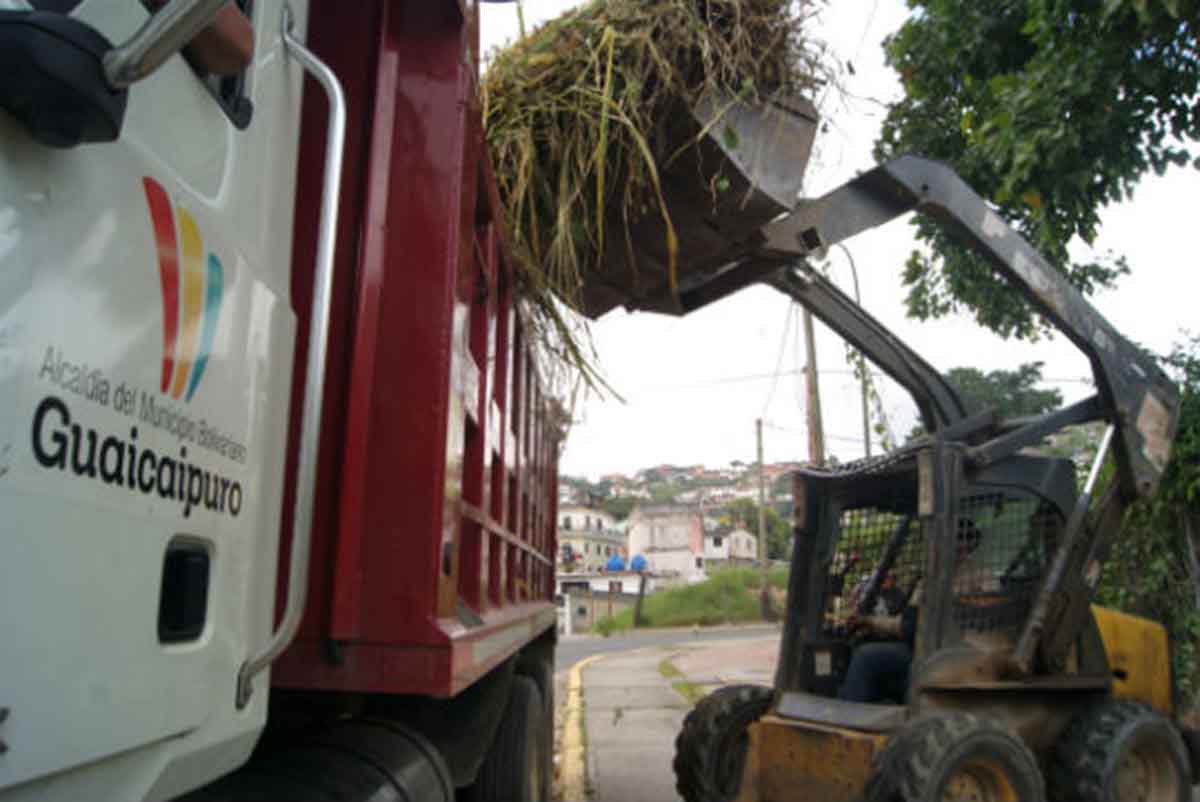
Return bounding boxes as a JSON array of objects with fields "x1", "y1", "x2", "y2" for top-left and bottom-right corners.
[{"x1": 271, "y1": 1, "x2": 559, "y2": 699}]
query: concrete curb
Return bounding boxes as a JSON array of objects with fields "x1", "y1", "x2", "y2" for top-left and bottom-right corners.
[{"x1": 561, "y1": 654, "x2": 607, "y2": 801}]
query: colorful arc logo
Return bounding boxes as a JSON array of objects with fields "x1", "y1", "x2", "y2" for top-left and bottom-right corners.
[{"x1": 142, "y1": 177, "x2": 224, "y2": 403}]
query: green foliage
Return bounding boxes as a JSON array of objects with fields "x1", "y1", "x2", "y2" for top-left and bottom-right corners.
[
  {"x1": 593, "y1": 567, "x2": 790, "y2": 633},
  {"x1": 603, "y1": 495, "x2": 637, "y2": 521},
  {"x1": 651, "y1": 482, "x2": 682, "y2": 503},
  {"x1": 947, "y1": 362, "x2": 1063, "y2": 417},
  {"x1": 1096, "y1": 335, "x2": 1200, "y2": 703},
  {"x1": 722, "y1": 499, "x2": 792, "y2": 559},
  {"x1": 877, "y1": 0, "x2": 1198, "y2": 339},
  {"x1": 909, "y1": 361, "x2": 1063, "y2": 440}
]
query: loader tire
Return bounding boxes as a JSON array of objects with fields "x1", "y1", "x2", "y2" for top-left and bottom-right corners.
[
  {"x1": 1049, "y1": 700, "x2": 1189, "y2": 802},
  {"x1": 877, "y1": 712, "x2": 1043, "y2": 802},
  {"x1": 673, "y1": 683, "x2": 773, "y2": 802},
  {"x1": 861, "y1": 716, "x2": 947, "y2": 802}
]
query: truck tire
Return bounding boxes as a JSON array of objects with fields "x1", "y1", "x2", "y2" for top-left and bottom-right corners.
[
  {"x1": 1049, "y1": 700, "x2": 1189, "y2": 802},
  {"x1": 182, "y1": 719, "x2": 454, "y2": 802},
  {"x1": 467, "y1": 675, "x2": 548, "y2": 802},
  {"x1": 519, "y1": 655, "x2": 555, "y2": 802},
  {"x1": 884, "y1": 712, "x2": 1044, "y2": 802},
  {"x1": 673, "y1": 684, "x2": 773, "y2": 802}
]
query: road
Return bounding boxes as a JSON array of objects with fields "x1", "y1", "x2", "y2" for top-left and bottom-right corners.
[{"x1": 554, "y1": 624, "x2": 780, "y2": 673}]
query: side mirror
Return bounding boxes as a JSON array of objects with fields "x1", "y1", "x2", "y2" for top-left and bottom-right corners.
[{"x1": 0, "y1": 0, "x2": 226, "y2": 148}]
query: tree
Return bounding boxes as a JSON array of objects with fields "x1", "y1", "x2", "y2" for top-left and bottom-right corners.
[
  {"x1": 877, "y1": 0, "x2": 1199, "y2": 340},
  {"x1": 1097, "y1": 335, "x2": 1200, "y2": 701},
  {"x1": 908, "y1": 361, "x2": 1063, "y2": 439},
  {"x1": 650, "y1": 482, "x2": 680, "y2": 504},
  {"x1": 947, "y1": 362, "x2": 1062, "y2": 417},
  {"x1": 722, "y1": 499, "x2": 792, "y2": 560},
  {"x1": 603, "y1": 495, "x2": 637, "y2": 521}
]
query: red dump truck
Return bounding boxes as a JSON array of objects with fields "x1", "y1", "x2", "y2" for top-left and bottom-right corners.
[{"x1": 0, "y1": 1, "x2": 559, "y2": 799}]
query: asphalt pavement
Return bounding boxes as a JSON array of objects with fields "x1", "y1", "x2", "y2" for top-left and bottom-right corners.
[
  {"x1": 556, "y1": 631, "x2": 1200, "y2": 802},
  {"x1": 554, "y1": 624, "x2": 781, "y2": 672},
  {"x1": 556, "y1": 630, "x2": 779, "y2": 802}
]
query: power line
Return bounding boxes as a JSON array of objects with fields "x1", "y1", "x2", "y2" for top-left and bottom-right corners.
[
  {"x1": 639, "y1": 369, "x2": 1093, "y2": 393},
  {"x1": 762, "y1": 301, "x2": 797, "y2": 416},
  {"x1": 763, "y1": 421, "x2": 880, "y2": 447}
]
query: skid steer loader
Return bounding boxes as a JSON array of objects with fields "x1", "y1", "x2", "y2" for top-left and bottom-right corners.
[
  {"x1": 671, "y1": 157, "x2": 1186, "y2": 802},
  {"x1": 575, "y1": 150, "x2": 1185, "y2": 800}
]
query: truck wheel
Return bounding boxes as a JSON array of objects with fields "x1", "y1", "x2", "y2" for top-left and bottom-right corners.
[
  {"x1": 1049, "y1": 700, "x2": 1189, "y2": 802},
  {"x1": 886, "y1": 713, "x2": 1044, "y2": 802},
  {"x1": 673, "y1": 684, "x2": 773, "y2": 802},
  {"x1": 181, "y1": 719, "x2": 454, "y2": 802},
  {"x1": 519, "y1": 656, "x2": 555, "y2": 802},
  {"x1": 469, "y1": 675, "x2": 548, "y2": 802}
]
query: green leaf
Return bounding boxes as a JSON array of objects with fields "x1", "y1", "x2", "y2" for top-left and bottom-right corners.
[
  {"x1": 722, "y1": 123, "x2": 740, "y2": 151},
  {"x1": 875, "y1": 0, "x2": 1196, "y2": 341}
]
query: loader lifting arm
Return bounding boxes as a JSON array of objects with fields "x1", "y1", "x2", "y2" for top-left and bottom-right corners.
[
  {"x1": 763, "y1": 263, "x2": 971, "y2": 435},
  {"x1": 623, "y1": 155, "x2": 1182, "y2": 677},
  {"x1": 756, "y1": 155, "x2": 1179, "y2": 503},
  {"x1": 751, "y1": 156, "x2": 1181, "y2": 677}
]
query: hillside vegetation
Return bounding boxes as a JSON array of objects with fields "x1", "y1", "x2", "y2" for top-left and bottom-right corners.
[{"x1": 594, "y1": 566, "x2": 788, "y2": 635}]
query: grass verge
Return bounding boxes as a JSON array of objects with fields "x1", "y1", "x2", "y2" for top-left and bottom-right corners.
[
  {"x1": 659, "y1": 657, "x2": 704, "y2": 705},
  {"x1": 594, "y1": 566, "x2": 788, "y2": 636}
]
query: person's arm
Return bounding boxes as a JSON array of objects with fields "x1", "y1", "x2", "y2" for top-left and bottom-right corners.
[
  {"x1": 188, "y1": 4, "x2": 253, "y2": 75},
  {"x1": 144, "y1": 0, "x2": 254, "y2": 75}
]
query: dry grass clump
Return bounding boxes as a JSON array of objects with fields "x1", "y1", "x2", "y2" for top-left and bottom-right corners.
[{"x1": 482, "y1": 0, "x2": 827, "y2": 391}]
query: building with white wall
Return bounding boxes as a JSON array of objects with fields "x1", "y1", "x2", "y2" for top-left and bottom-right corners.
[
  {"x1": 702, "y1": 525, "x2": 758, "y2": 569},
  {"x1": 557, "y1": 504, "x2": 626, "y2": 573},
  {"x1": 627, "y1": 504, "x2": 705, "y2": 580}
]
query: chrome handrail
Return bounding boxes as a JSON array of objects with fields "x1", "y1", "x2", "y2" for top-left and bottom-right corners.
[
  {"x1": 103, "y1": 0, "x2": 229, "y2": 88},
  {"x1": 236, "y1": 1, "x2": 346, "y2": 709}
]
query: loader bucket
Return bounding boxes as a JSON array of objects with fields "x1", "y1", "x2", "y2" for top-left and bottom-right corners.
[{"x1": 578, "y1": 92, "x2": 818, "y2": 319}]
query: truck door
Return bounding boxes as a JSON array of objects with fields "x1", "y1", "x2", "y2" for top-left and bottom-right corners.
[{"x1": 0, "y1": 2, "x2": 309, "y2": 798}]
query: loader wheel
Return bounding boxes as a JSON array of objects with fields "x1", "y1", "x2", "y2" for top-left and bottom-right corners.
[
  {"x1": 880, "y1": 713, "x2": 1043, "y2": 802},
  {"x1": 862, "y1": 716, "x2": 948, "y2": 802},
  {"x1": 468, "y1": 675, "x2": 548, "y2": 802},
  {"x1": 673, "y1": 684, "x2": 773, "y2": 802},
  {"x1": 1049, "y1": 700, "x2": 1188, "y2": 802}
]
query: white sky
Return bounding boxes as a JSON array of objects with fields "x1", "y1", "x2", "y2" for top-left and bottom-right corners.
[{"x1": 480, "y1": 1, "x2": 1199, "y2": 480}]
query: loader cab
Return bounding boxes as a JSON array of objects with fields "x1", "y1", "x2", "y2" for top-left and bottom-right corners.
[{"x1": 775, "y1": 441, "x2": 1108, "y2": 708}]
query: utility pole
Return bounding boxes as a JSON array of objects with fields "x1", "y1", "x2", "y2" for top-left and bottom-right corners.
[
  {"x1": 802, "y1": 308, "x2": 826, "y2": 466},
  {"x1": 756, "y1": 418, "x2": 771, "y2": 619}
]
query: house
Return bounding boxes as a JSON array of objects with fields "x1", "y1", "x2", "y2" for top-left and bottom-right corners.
[
  {"x1": 702, "y1": 525, "x2": 758, "y2": 570},
  {"x1": 626, "y1": 503, "x2": 705, "y2": 580},
  {"x1": 557, "y1": 504, "x2": 626, "y2": 574}
]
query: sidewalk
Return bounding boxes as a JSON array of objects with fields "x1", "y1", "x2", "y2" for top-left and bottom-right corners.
[{"x1": 559, "y1": 633, "x2": 780, "y2": 802}]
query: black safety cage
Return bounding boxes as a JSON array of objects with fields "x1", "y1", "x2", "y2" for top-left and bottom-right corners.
[{"x1": 775, "y1": 441, "x2": 1079, "y2": 699}]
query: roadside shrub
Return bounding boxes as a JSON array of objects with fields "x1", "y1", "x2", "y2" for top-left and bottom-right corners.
[{"x1": 584, "y1": 567, "x2": 791, "y2": 633}]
